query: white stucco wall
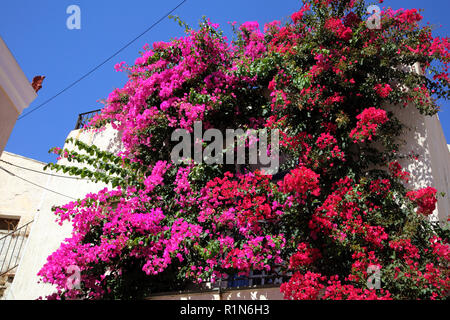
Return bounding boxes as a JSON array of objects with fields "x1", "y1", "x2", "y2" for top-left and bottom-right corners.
[
  {"x1": 0, "y1": 152, "x2": 49, "y2": 226},
  {"x1": 388, "y1": 104, "x2": 450, "y2": 223},
  {"x1": 0, "y1": 88, "x2": 19, "y2": 157},
  {"x1": 4, "y1": 125, "x2": 122, "y2": 300},
  {"x1": 0, "y1": 152, "x2": 51, "y2": 278},
  {"x1": 0, "y1": 37, "x2": 37, "y2": 156}
]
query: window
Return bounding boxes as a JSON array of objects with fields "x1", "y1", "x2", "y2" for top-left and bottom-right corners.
[{"x1": 0, "y1": 217, "x2": 19, "y2": 234}]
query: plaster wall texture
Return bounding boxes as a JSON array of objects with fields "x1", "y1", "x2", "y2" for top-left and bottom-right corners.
[
  {"x1": 0, "y1": 88, "x2": 19, "y2": 156},
  {"x1": 388, "y1": 104, "x2": 450, "y2": 223},
  {"x1": 0, "y1": 152, "x2": 49, "y2": 279},
  {"x1": 0, "y1": 151, "x2": 49, "y2": 226},
  {"x1": 0, "y1": 36, "x2": 37, "y2": 156},
  {"x1": 4, "y1": 125, "x2": 122, "y2": 299}
]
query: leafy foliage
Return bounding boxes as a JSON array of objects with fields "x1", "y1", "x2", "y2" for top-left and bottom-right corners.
[{"x1": 39, "y1": 0, "x2": 449, "y2": 300}]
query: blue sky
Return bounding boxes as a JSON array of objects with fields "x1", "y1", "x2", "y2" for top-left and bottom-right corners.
[{"x1": 1, "y1": 0, "x2": 449, "y2": 163}]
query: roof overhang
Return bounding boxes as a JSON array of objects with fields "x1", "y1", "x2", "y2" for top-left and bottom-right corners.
[{"x1": 0, "y1": 37, "x2": 36, "y2": 114}]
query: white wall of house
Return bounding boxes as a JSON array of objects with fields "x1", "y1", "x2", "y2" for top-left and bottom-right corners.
[
  {"x1": 390, "y1": 104, "x2": 450, "y2": 224},
  {"x1": 0, "y1": 152, "x2": 48, "y2": 227},
  {"x1": 3, "y1": 125, "x2": 122, "y2": 300},
  {"x1": 0, "y1": 37, "x2": 36, "y2": 156},
  {"x1": 0, "y1": 152, "x2": 53, "y2": 283}
]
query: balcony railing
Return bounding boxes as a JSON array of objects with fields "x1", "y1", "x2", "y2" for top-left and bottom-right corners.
[
  {"x1": 189, "y1": 269, "x2": 292, "y2": 292},
  {"x1": 75, "y1": 109, "x2": 102, "y2": 130},
  {"x1": 225, "y1": 270, "x2": 291, "y2": 288},
  {"x1": 0, "y1": 221, "x2": 33, "y2": 276}
]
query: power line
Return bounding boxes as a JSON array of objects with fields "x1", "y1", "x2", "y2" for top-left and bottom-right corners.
[
  {"x1": 0, "y1": 159, "x2": 88, "y2": 180},
  {"x1": 0, "y1": 166, "x2": 77, "y2": 200},
  {"x1": 18, "y1": 0, "x2": 188, "y2": 121}
]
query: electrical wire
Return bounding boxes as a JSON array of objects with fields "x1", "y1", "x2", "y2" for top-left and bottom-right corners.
[
  {"x1": 0, "y1": 159, "x2": 88, "y2": 180},
  {"x1": 18, "y1": 0, "x2": 188, "y2": 121},
  {"x1": 0, "y1": 166, "x2": 77, "y2": 200}
]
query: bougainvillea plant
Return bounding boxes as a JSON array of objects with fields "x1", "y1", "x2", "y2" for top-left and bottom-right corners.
[{"x1": 39, "y1": 0, "x2": 449, "y2": 300}]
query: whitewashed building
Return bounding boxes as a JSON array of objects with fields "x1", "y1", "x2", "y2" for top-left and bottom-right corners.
[{"x1": 0, "y1": 37, "x2": 36, "y2": 156}]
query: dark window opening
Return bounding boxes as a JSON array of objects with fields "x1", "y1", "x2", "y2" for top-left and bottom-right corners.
[{"x1": 0, "y1": 218, "x2": 19, "y2": 233}]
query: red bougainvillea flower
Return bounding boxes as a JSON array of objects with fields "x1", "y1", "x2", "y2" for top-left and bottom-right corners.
[
  {"x1": 316, "y1": 132, "x2": 337, "y2": 149},
  {"x1": 389, "y1": 161, "x2": 410, "y2": 182},
  {"x1": 322, "y1": 275, "x2": 392, "y2": 300},
  {"x1": 350, "y1": 107, "x2": 388, "y2": 142},
  {"x1": 280, "y1": 271, "x2": 326, "y2": 300},
  {"x1": 291, "y1": 3, "x2": 311, "y2": 23},
  {"x1": 406, "y1": 187, "x2": 438, "y2": 216},
  {"x1": 343, "y1": 12, "x2": 361, "y2": 28},
  {"x1": 324, "y1": 17, "x2": 353, "y2": 41},
  {"x1": 289, "y1": 243, "x2": 322, "y2": 269},
  {"x1": 279, "y1": 166, "x2": 321, "y2": 198},
  {"x1": 374, "y1": 83, "x2": 393, "y2": 98}
]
